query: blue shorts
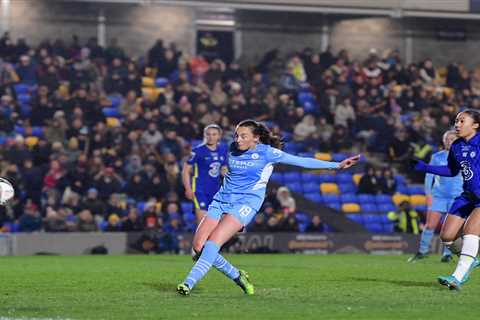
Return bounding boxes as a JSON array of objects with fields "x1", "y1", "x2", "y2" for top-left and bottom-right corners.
[
  {"x1": 430, "y1": 197, "x2": 456, "y2": 214},
  {"x1": 207, "y1": 199, "x2": 258, "y2": 226},
  {"x1": 193, "y1": 192, "x2": 215, "y2": 211},
  {"x1": 448, "y1": 193, "x2": 480, "y2": 219}
]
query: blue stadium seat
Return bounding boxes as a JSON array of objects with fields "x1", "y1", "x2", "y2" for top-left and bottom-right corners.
[
  {"x1": 301, "y1": 173, "x2": 321, "y2": 183},
  {"x1": 102, "y1": 107, "x2": 121, "y2": 118},
  {"x1": 181, "y1": 202, "x2": 193, "y2": 214},
  {"x1": 346, "y1": 214, "x2": 363, "y2": 223},
  {"x1": 335, "y1": 172, "x2": 353, "y2": 183},
  {"x1": 286, "y1": 182, "x2": 303, "y2": 193},
  {"x1": 408, "y1": 185, "x2": 425, "y2": 195},
  {"x1": 383, "y1": 223, "x2": 395, "y2": 232},
  {"x1": 318, "y1": 174, "x2": 336, "y2": 183},
  {"x1": 396, "y1": 185, "x2": 409, "y2": 195},
  {"x1": 14, "y1": 83, "x2": 29, "y2": 95},
  {"x1": 340, "y1": 193, "x2": 357, "y2": 203},
  {"x1": 136, "y1": 202, "x2": 146, "y2": 214},
  {"x1": 20, "y1": 104, "x2": 31, "y2": 117},
  {"x1": 304, "y1": 193, "x2": 322, "y2": 203},
  {"x1": 332, "y1": 153, "x2": 347, "y2": 162},
  {"x1": 322, "y1": 194, "x2": 340, "y2": 203},
  {"x1": 296, "y1": 212, "x2": 311, "y2": 224},
  {"x1": 298, "y1": 151, "x2": 315, "y2": 158},
  {"x1": 357, "y1": 194, "x2": 375, "y2": 204},
  {"x1": 414, "y1": 205, "x2": 428, "y2": 212},
  {"x1": 366, "y1": 223, "x2": 384, "y2": 233},
  {"x1": 283, "y1": 142, "x2": 300, "y2": 153},
  {"x1": 361, "y1": 203, "x2": 378, "y2": 213},
  {"x1": 338, "y1": 183, "x2": 356, "y2": 194},
  {"x1": 326, "y1": 202, "x2": 341, "y2": 211},
  {"x1": 14, "y1": 125, "x2": 25, "y2": 136},
  {"x1": 395, "y1": 175, "x2": 407, "y2": 186},
  {"x1": 302, "y1": 182, "x2": 319, "y2": 193},
  {"x1": 377, "y1": 203, "x2": 396, "y2": 213},
  {"x1": 283, "y1": 172, "x2": 301, "y2": 183},
  {"x1": 375, "y1": 194, "x2": 393, "y2": 205},
  {"x1": 155, "y1": 77, "x2": 169, "y2": 87},
  {"x1": 302, "y1": 101, "x2": 318, "y2": 113},
  {"x1": 297, "y1": 92, "x2": 316, "y2": 105},
  {"x1": 271, "y1": 172, "x2": 284, "y2": 184}
]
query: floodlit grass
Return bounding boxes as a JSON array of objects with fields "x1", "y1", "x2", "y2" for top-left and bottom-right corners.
[{"x1": 0, "y1": 254, "x2": 478, "y2": 319}]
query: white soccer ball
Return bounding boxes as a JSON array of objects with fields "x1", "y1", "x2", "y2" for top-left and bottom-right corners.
[{"x1": 0, "y1": 178, "x2": 14, "y2": 205}]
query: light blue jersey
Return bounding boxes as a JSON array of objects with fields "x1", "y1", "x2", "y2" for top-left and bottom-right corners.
[
  {"x1": 424, "y1": 150, "x2": 463, "y2": 212},
  {"x1": 208, "y1": 143, "x2": 339, "y2": 225}
]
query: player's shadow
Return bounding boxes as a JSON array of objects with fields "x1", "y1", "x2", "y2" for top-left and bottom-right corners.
[{"x1": 349, "y1": 277, "x2": 435, "y2": 288}]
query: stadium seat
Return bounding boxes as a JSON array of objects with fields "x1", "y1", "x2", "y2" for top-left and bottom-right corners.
[
  {"x1": 102, "y1": 108, "x2": 120, "y2": 118},
  {"x1": 396, "y1": 185, "x2": 409, "y2": 195},
  {"x1": 375, "y1": 194, "x2": 393, "y2": 205},
  {"x1": 17, "y1": 93, "x2": 31, "y2": 104},
  {"x1": 25, "y1": 136, "x2": 39, "y2": 148},
  {"x1": 414, "y1": 205, "x2": 428, "y2": 212},
  {"x1": 283, "y1": 142, "x2": 300, "y2": 154},
  {"x1": 326, "y1": 202, "x2": 341, "y2": 211},
  {"x1": 31, "y1": 127, "x2": 43, "y2": 137},
  {"x1": 142, "y1": 77, "x2": 155, "y2": 87},
  {"x1": 320, "y1": 183, "x2": 339, "y2": 194},
  {"x1": 410, "y1": 195, "x2": 427, "y2": 206},
  {"x1": 317, "y1": 173, "x2": 336, "y2": 183},
  {"x1": 14, "y1": 125, "x2": 26, "y2": 136},
  {"x1": 155, "y1": 77, "x2": 169, "y2": 87},
  {"x1": 302, "y1": 182, "x2": 319, "y2": 193},
  {"x1": 106, "y1": 117, "x2": 121, "y2": 127},
  {"x1": 365, "y1": 223, "x2": 384, "y2": 233},
  {"x1": 408, "y1": 185, "x2": 425, "y2": 195},
  {"x1": 392, "y1": 193, "x2": 410, "y2": 206},
  {"x1": 377, "y1": 203, "x2": 397, "y2": 213},
  {"x1": 332, "y1": 153, "x2": 347, "y2": 162},
  {"x1": 361, "y1": 203, "x2": 378, "y2": 213},
  {"x1": 340, "y1": 193, "x2": 357, "y2": 203},
  {"x1": 20, "y1": 104, "x2": 31, "y2": 117},
  {"x1": 298, "y1": 151, "x2": 315, "y2": 158},
  {"x1": 108, "y1": 95, "x2": 123, "y2": 109},
  {"x1": 315, "y1": 152, "x2": 332, "y2": 161},
  {"x1": 304, "y1": 193, "x2": 322, "y2": 203},
  {"x1": 297, "y1": 92, "x2": 316, "y2": 105},
  {"x1": 383, "y1": 223, "x2": 395, "y2": 233},
  {"x1": 270, "y1": 172, "x2": 284, "y2": 183},
  {"x1": 346, "y1": 214, "x2": 363, "y2": 223},
  {"x1": 338, "y1": 183, "x2": 356, "y2": 194},
  {"x1": 342, "y1": 203, "x2": 361, "y2": 213},
  {"x1": 358, "y1": 194, "x2": 375, "y2": 204},
  {"x1": 395, "y1": 175, "x2": 407, "y2": 186},
  {"x1": 283, "y1": 172, "x2": 301, "y2": 183},
  {"x1": 336, "y1": 172, "x2": 353, "y2": 183},
  {"x1": 322, "y1": 194, "x2": 340, "y2": 203},
  {"x1": 352, "y1": 173, "x2": 362, "y2": 185},
  {"x1": 286, "y1": 182, "x2": 303, "y2": 193}
]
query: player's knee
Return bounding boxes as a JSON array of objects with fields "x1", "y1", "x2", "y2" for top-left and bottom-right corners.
[
  {"x1": 191, "y1": 248, "x2": 201, "y2": 261},
  {"x1": 192, "y1": 240, "x2": 203, "y2": 255}
]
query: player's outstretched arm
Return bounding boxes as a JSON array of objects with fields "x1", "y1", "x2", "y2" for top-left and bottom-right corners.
[{"x1": 412, "y1": 159, "x2": 458, "y2": 177}]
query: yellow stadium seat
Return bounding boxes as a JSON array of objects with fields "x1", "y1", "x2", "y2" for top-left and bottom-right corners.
[
  {"x1": 25, "y1": 136, "x2": 39, "y2": 148},
  {"x1": 320, "y1": 182, "x2": 339, "y2": 194},
  {"x1": 342, "y1": 203, "x2": 361, "y2": 213},
  {"x1": 315, "y1": 152, "x2": 332, "y2": 161},
  {"x1": 437, "y1": 66, "x2": 447, "y2": 78},
  {"x1": 410, "y1": 194, "x2": 427, "y2": 206},
  {"x1": 392, "y1": 193, "x2": 410, "y2": 206},
  {"x1": 142, "y1": 77, "x2": 155, "y2": 87},
  {"x1": 106, "y1": 117, "x2": 121, "y2": 127},
  {"x1": 352, "y1": 173, "x2": 362, "y2": 185}
]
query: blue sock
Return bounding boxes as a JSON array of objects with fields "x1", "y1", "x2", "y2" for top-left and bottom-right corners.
[
  {"x1": 214, "y1": 254, "x2": 240, "y2": 280},
  {"x1": 184, "y1": 241, "x2": 220, "y2": 289},
  {"x1": 442, "y1": 245, "x2": 452, "y2": 257},
  {"x1": 419, "y1": 229, "x2": 434, "y2": 254}
]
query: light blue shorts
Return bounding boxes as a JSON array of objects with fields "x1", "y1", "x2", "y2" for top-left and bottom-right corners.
[
  {"x1": 207, "y1": 199, "x2": 258, "y2": 226},
  {"x1": 430, "y1": 197, "x2": 456, "y2": 214}
]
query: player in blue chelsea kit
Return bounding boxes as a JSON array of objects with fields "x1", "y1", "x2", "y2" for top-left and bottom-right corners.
[
  {"x1": 177, "y1": 120, "x2": 360, "y2": 295},
  {"x1": 414, "y1": 110, "x2": 480, "y2": 290},
  {"x1": 409, "y1": 130, "x2": 463, "y2": 263},
  {"x1": 182, "y1": 124, "x2": 228, "y2": 223}
]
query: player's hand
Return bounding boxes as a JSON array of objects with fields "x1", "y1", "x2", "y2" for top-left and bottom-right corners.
[
  {"x1": 338, "y1": 154, "x2": 361, "y2": 169},
  {"x1": 185, "y1": 189, "x2": 194, "y2": 200},
  {"x1": 411, "y1": 158, "x2": 427, "y2": 172}
]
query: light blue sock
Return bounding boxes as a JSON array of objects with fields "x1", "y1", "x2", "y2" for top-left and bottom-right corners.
[
  {"x1": 442, "y1": 245, "x2": 452, "y2": 257},
  {"x1": 214, "y1": 254, "x2": 240, "y2": 280},
  {"x1": 419, "y1": 229, "x2": 434, "y2": 254},
  {"x1": 184, "y1": 240, "x2": 220, "y2": 289}
]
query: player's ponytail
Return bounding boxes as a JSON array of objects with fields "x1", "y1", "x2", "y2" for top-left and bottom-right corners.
[{"x1": 237, "y1": 119, "x2": 283, "y2": 149}]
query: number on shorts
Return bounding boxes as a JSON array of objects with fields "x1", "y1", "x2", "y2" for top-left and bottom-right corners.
[{"x1": 239, "y1": 205, "x2": 252, "y2": 217}]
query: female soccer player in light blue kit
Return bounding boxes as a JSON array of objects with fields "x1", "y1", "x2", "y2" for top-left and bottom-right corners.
[
  {"x1": 409, "y1": 130, "x2": 463, "y2": 263},
  {"x1": 177, "y1": 120, "x2": 360, "y2": 295},
  {"x1": 414, "y1": 109, "x2": 480, "y2": 290}
]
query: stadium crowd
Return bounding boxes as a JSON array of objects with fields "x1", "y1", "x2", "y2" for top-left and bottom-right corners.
[{"x1": 0, "y1": 31, "x2": 475, "y2": 234}]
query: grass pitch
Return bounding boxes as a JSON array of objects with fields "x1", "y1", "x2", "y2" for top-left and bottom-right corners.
[{"x1": 0, "y1": 254, "x2": 478, "y2": 319}]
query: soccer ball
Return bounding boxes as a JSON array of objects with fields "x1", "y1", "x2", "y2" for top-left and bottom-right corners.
[{"x1": 0, "y1": 178, "x2": 14, "y2": 205}]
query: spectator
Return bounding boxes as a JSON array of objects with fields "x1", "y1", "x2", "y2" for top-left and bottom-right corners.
[
  {"x1": 387, "y1": 201, "x2": 420, "y2": 234},
  {"x1": 276, "y1": 187, "x2": 296, "y2": 215},
  {"x1": 305, "y1": 215, "x2": 325, "y2": 233},
  {"x1": 77, "y1": 209, "x2": 98, "y2": 232},
  {"x1": 122, "y1": 207, "x2": 143, "y2": 232},
  {"x1": 357, "y1": 166, "x2": 380, "y2": 195},
  {"x1": 18, "y1": 201, "x2": 42, "y2": 232}
]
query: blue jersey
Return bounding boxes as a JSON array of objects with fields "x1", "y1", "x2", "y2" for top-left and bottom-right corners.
[
  {"x1": 187, "y1": 143, "x2": 228, "y2": 195},
  {"x1": 447, "y1": 133, "x2": 480, "y2": 198},
  {"x1": 213, "y1": 143, "x2": 339, "y2": 213},
  {"x1": 424, "y1": 150, "x2": 463, "y2": 199}
]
